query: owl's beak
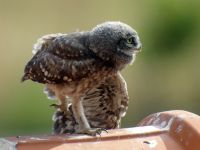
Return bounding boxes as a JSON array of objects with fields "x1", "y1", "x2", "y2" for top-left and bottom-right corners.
[
  {"x1": 135, "y1": 43, "x2": 142, "y2": 52},
  {"x1": 133, "y1": 36, "x2": 142, "y2": 52}
]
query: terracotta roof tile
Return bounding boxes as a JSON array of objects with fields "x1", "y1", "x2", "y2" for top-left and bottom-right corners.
[{"x1": 1, "y1": 110, "x2": 199, "y2": 150}]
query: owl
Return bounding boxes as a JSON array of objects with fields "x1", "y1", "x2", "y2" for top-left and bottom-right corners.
[
  {"x1": 49, "y1": 73, "x2": 128, "y2": 134},
  {"x1": 22, "y1": 21, "x2": 141, "y2": 136}
]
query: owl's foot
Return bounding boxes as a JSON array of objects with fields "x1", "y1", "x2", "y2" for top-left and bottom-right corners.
[
  {"x1": 75, "y1": 128, "x2": 108, "y2": 136},
  {"x1": 50, "y1": 104, "x2": 68, "y2": 116}
]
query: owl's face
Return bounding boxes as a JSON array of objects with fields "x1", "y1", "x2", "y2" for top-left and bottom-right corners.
[{"x1": 89, "y1": 22, "x2": 141, "y2": 68}]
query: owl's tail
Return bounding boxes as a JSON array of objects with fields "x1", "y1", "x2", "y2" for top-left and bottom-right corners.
[{"x1": 52, "y1": 106, "x2": 78, "y2": 134}]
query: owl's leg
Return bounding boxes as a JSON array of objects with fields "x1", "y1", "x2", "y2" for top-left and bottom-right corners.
[
  {"x1": 46, "y1": 85, "x2": 69, "y2": 115},
  {"x1": 72, "y1": 96, "x2": 106, "y2": 136}
]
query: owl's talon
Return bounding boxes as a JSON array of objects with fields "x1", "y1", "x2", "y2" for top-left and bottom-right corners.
[
  {"x1": 50, "y1": 104, "x2": 59, "y2": 108},
  {"x1": 50, "y1": 104, "x2": 68, "y2": 115},
  {"x1": 101, "y1": 128, "x2": 108, "y2": 133}
]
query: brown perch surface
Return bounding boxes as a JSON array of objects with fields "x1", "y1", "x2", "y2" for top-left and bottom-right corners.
[{"x1": 0, "y1": 110, "x2": 200, "y2": 150}]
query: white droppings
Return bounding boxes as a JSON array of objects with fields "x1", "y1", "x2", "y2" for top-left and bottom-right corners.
[
  {"x1": 123, "y1": 126, "x2": 166, "y2": 135},
  {"x1": 146, "y1": 117, "x2": 154, "y2": 126},
  {"x1": 29, "y1": 137, "x2": 47, "y2": 141},
  {"x1": 162, "y1": 117, "x2": 175, "y2": 130},
  {"x1": 147, "y1": 115, "x2": 174, "y2": 130},
  {"x1": 145, "y1": 140, "x2": 158, "y2": 148},
  {"x1": 152, "y1": 117, "x2": 161, "y2": 125},
  {"x1": 155, "y1": 112, "x2": 161, "y2": 118},
  {"x1": 160, "y1": 121, "x2": 167, "y2": 128},
  {"x1": 176, "y1": 124, "x2": 183, "y2": 133},
  {"x1": 145, "y1": 113, "x2": 161, "y2": 126},
  {"x1": 178, "y1": 114, "x2": 186, "y2": 119},
  {"x1": 19, "y1": 140, "x2": 27, "y2": 143},
  {"x1": 177, "y1": 114, "x2": 186, "y2": 122}
]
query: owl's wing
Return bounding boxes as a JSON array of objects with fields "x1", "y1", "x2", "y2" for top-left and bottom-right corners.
[
  {"x1": 83, "y1": 73, "x2": 129, "y2": 128},
  {"x1": 52, "y1": 73, "x2": 129, "y2": 134},
  {"x1": 22, "y1": 33, "x2": 98, "y2": 83}
]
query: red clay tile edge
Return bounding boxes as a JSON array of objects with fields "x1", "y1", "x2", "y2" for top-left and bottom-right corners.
[
  {"x1": 138, "y1": 110, "x2": 200, "y2": 150},
  {"x1": 0, "y1": 110, "x2": 199, "y2": 150}
]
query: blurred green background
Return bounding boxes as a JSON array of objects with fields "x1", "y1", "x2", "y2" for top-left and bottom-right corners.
[{"x1": 0, "y1": 0, "x2": 200, "y2": 136}]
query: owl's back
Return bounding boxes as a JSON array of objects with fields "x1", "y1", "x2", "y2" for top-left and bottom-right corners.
[{"x1": 22, "y1": 32, "x2": 107, "y2": 84}]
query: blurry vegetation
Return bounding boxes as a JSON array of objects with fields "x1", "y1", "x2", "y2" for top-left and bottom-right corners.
[
  {"x1": 145, "y1": 1, "x2": 199, "y2": 58},
  {"x1": 0, "y1": 0, "x2": 199, "y2": 136}
]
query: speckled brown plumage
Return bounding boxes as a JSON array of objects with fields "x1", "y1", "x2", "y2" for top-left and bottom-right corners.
[
  {"x1": 22, "y1": 21, "x2": 141, "y2": 135},
  {"x1": 51, "y1": 73, "x2": 128, "y2": 134}
]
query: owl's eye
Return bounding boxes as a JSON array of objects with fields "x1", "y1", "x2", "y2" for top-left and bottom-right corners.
[{"x1": 126, "y1": 37, "x2": 133, "y2": 44}]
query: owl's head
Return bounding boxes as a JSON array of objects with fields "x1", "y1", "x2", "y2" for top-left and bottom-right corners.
[{"x1": 89, "y1": 21, "x2": 141, "y2": 69}]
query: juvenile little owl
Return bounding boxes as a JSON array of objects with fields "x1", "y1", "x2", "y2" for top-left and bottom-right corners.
[
  {"x1": 50, "y1": 73, "x2": 129, "y2": 134},
  {"x1": 22, "y1": 21, "x2": 141, "y2": 136}
]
